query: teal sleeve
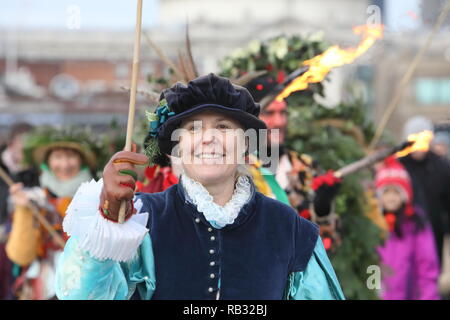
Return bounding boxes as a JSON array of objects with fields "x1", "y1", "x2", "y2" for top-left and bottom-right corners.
[
  {"x1": 259, "y1": 167, "x2": 291, "y2": 205},
  {"x1": 55, "y1": 234, "x2": 155, "y2": 300},
  {"x1": 287, "y1": 238, "x2": 345, "y2": 300}
]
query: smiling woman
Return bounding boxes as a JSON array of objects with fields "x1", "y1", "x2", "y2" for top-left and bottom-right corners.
[
  {"x1": 47, "y1": 148, "x2": 82, "y2": 181},
  {"x1": 55, "y1": 73, "x2": 345, "y2": 300}
]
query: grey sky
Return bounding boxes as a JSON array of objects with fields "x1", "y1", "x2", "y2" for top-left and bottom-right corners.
[
  {"x1": 0, "y1": 0, "x2": 427, "y2": 32},
  {"x1": 0, "y1": 0, "x2": 159, "y2": 30},
  {"x1": 385, "y1": 0, "x2": 421, "y2": 32}
]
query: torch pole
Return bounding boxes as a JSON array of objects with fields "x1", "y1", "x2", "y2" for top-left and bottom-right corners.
[
  {"x1": 0, "y1": 167, "x2": 14, "y2": 186},
  {"x1": 369, "y1": 0, "x2": 450, "y2": 149},
  {"x1": 334, "y1": 141, "x2": 413, "y2": 178},
  {"x1": 118, "y1": 0, "x2": 144, "y2": 223}
]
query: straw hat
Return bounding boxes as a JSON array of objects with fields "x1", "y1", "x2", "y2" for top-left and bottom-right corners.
[{"x1": 23, "y1": 126, "x2": 104, "y2": 170}]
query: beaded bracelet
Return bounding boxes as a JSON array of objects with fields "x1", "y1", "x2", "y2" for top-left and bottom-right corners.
[{"x1": 99, "y1": 201, "x2": 134, "y2": 223}]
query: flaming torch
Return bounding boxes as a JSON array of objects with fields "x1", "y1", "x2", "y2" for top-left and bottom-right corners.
[
  {"x1": 260, "y1": 24, "x2": 384, "y2": 109},
  {"x1": 333, "y1": 130, "x2": 433, "y2": 178},
  {"x1": 334, "y1": 140, "x2": 413, "y2": 178},
  {"x1": 395, "y1": 130, "x2": 434, "y2": 158}
]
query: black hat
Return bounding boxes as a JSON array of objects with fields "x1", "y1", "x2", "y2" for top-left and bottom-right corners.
[{"x1": 144, "y1": 73, "x2": 267, "y2": 164}]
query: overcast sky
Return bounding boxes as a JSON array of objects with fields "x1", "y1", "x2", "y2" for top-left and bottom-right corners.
[
  {"x1": 0, "y1": 0, "x2": 159, "y2": 30},
  {"x1": 385, "y1": 0, "x2": 421, "y2": 32},
  {"x1": 0, "y1": 0, "x2": 424, "y2": 32}
]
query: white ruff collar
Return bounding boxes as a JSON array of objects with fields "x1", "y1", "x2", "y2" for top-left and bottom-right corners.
[{"x1": 180, "y1": 174, "x2": 252, "y2": 229}]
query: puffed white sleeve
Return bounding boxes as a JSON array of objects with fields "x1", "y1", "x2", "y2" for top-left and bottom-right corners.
[{"x1": 55, "y1": 179, "x2": 156, "y2": 300}]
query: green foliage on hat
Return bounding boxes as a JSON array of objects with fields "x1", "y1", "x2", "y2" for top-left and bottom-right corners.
[
  {"x1": 219, "y1": 33, "x2": 329, "y2": 97},
  {"x1": 143, "y1": 136, "x2": 160, "y2": 166},
  {"x1": 22, "y1": 125, "x2": 108, "y2": 172}
]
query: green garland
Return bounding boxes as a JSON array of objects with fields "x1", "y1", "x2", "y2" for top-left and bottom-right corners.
[
  {"x1": 23, "y1": 126, "x2": 109, "y2": 175},
  {"x1": 220, "y1": 34, "x2": 384, "y2": 300}
]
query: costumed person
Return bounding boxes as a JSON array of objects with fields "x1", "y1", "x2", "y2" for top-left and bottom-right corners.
[
  {"x1": 137, "y1": 34, "x2": 340, "y2": 232},
  {"x1": 220, "y1": 35, "x2": 385, "y2": 300},
  {"x1": 56, "y1": 73, "x2": 345, "y2": 300},
  {"x1": 242, "y1": 74, "x2": 304, "y2": 205},
  {"x1": 135, "y1": 34, "x2": 320, "y2": 208},
  {"x1": 217, "y1": 37, "x2": 348, "y2": 252},
  {"x1": 0, "y1": 122, "x2": 39, "y2": 300},
  {"x1": 241, "y1": 73, "x2": 342, "y2": 251},
  {"x1": 5, "y1": 127, "x2": 101, "y2": 300},
  {"x1": 375, "y1": 156, "x2": 440, "y2": 300}
]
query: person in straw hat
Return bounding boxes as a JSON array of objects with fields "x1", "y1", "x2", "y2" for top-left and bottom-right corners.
[
  {"x1": 6, "y1": 126, "x2": 104, "y2": 299},
  {"x1": 56, "y1": 73, "x2": 344, "y2": 300}
]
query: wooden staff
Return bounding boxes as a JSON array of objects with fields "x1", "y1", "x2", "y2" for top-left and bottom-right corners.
[
  {"x1": 0, "y1": 166, "x2": 65, "y2": 249},
  {"x1": 0, "y1": 166, "x2": 14, "y2": 186},
  {"x1": 118, "y1": 0, "x2": 144, "y2": 223},
  {"x1": 369, "y1": 0, "x2": 450, "y2": 149},
  {"x1": 334, "y1": 141, "x2": 413, "y2": 178}
]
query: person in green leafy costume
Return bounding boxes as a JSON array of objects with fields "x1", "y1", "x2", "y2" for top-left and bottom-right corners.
[
  {"x1": 220, "y1": 35, "x2": 342, "y2": 248},
  {"x1": 220, "y1": 34, "x2": 384, "y2": 300}
]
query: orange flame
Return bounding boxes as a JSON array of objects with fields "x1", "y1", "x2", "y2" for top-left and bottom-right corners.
[
  {"x1": 396, "y1": 130, "x2": 434, "y2": 158},
  {"x1": 276, "y1": 24, "x2": 384, "y2": 101}
]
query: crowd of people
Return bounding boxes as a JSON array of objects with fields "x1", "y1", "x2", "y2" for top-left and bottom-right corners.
[
  {"x1": 0, "y1": 78, "x2": 449, "y2": 299},
  {"x1": 1, "y1": 31, "x2": 450, "y2": 299},
  {"x1": 0, "y1": 125, "x2": 102, "y2": 299}
]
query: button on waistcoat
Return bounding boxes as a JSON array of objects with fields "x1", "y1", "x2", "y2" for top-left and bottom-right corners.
[{"x1": 136, "y1": 182, "x2": 318, "y2": 300}]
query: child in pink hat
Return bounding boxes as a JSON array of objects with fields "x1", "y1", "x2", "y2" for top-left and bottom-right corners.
[{"x1": 375, "y1": 156, "x2": 440, "y2": 300}]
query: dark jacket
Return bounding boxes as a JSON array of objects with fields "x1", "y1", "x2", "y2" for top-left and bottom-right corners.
[
  {"x1": 0, "y1": 145, "x2": 40, "y2": 225},
  {"x1": 399, "y1": 151, "x2": 450, "y2": 262},
  {"x1": 0, "y1": 145, "x2": 39, "y2": 300},
  {"x1": 135, "y1": 182, "x2": 319, "y2": 300}
]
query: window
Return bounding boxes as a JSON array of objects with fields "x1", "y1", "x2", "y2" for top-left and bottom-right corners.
[{"x1": 415, "y1": 77, "x2": 450, "y2": 105}]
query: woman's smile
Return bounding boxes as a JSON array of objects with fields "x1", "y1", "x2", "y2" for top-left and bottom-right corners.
[{"x1": 195, "y1": 152, "x2": 225, "y2": 159}]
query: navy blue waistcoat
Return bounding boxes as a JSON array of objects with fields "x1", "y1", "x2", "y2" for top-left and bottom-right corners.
[{"x1": 135, "y1": 182, "x2": 319, "y2": 300}]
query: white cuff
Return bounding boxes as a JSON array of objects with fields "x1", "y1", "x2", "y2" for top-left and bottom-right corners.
[{"x1": 63, "y1": 179, "x2": 149, "y2": 262}]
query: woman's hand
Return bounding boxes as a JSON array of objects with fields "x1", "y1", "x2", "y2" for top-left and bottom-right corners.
[
  {"x1": 9, "y1": 183, "x2": 30, "y2": 207},
  {"x1": 99, "y1": 144, "x2": 148, "y2": 222}
]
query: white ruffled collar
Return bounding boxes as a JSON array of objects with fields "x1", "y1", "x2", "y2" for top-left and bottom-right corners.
[{"x1": 180, "y1": 174, "x2": 252, "y2": 229}]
